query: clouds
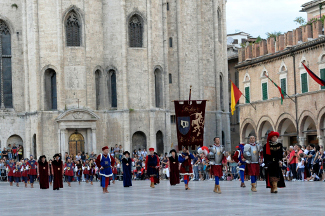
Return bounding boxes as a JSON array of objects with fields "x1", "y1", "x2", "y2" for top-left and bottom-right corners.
[{"x1": 226, "y1": 0, "x2": 307, "y2": 38}]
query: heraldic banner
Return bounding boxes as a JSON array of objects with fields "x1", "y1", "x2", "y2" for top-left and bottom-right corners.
[{"x1": 174, "y1": 100, "x2": 207, "y2": 151}]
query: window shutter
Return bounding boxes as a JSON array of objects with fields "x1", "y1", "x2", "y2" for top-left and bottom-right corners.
[
  {"x1": 281, "y1": 78, "x2": 286, "y2": 95},
  {"x1": 262, "y1": 83, "x2": 268, "y2": 100},
  {"x1": 245, "y1": 87, "x2": 250, "y2": 103},
  {"x1": 321, "y1": 69, "x2": 325, "y2": 90},
  {"x1": 301, "y1": 73, "x2": 308, "y2": 93}
]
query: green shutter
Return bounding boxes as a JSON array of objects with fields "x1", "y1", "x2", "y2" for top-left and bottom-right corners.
[
  {"x1": 321, "y1": 69, "x2": 325, "y2": 90},
  {"x1": 301, "y1": 73, "x2": 308, "y2": 93},
  {"x1": 262, "y1": 83, "x2": 268, "y2": 100},
  {"x1": 281, "y1": 78, "x2": 286, "y2": 95},
  {"x1": 245, "y1": 87, "x2": 250, "y2": 103}
]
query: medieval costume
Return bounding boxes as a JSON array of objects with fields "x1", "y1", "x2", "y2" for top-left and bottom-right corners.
[
  {"x1": 27, "y1": 156, "x2": 38, "y2": 188},
  {"x1": 75, "y1": 161, "x2": 83, "y2": 184},
  {"x1": 154, "y1": 152, "x2": 160, "y2": 185},
  {"x1": 233, "y1": 144, "x2": 246, "y2": 187},
  {"x1": 209, "y1": 141, "x2": 226, "y2": 194},
  {"x1": 88, "y1": 159, "x2": 96, "y2": 185},
  {"x1": 244, "y1": 141, "x2": 262, "y2": 192},
  {"x1": 38, "y1": 155, "x2": 49, "y2": 189},
  {"x1": 83, "y1": 160, "x2": 89, "y2": 183},
  {"x1": 22, "y1": 159, "x2": 29, "y2": 188},
  {"x1": 64, "y1": 159, "x2": 75, "y2": 187},
  {"x1": 51, "y1": 154, "x2": 63, "y2": 190},
  {"x1": 6, "y1": 161, "x2": 15, "y2": 186},
  {"x1": 95, "y1": 146, "x2": 116, "y2": 193},
  {"x1": 178, "y1": 148, "x2": 194, "y2": 190},
  {"x1": 263, "y1": 131, "x2": 285, "y2": 193},
  {"x1": 121, "y1": 151, "x2": 132, "y2": 187},
  {"x1": 145, "y1": 148, "x2": 160, "y2": 188},
  {"x1": 14, "y1": 163, "x2": 22, "y2": 187},
  {"x1": 168, "y1": 149, "x2": 180, "y2": 186}
]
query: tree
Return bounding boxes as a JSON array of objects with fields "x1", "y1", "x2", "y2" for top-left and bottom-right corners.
[
  {"x1": 294, "y1": 17, "x2": 306, "y2": 26},
  {"x1": 255, "y1": 36, "x2": 262, "y2": 43},
  {"x1": 265, "y1": 31, "x2": 282, "y2": 40}
]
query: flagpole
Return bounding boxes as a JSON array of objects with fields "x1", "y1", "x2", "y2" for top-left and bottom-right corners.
[
  {"x1": 265, "y1": 74, "x2": 295, "y2": 104},
  {"x1": 189, "y1": 85, "x2": 192, "y2": 104},
  {"x1": 241, "y1": 94, "x2": 256, "y2": 110}
]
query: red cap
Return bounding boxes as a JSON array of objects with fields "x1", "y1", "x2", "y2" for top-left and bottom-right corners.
[
  {"x1": 149, "y1": 148, "x2": 154, "y2": 152},
  {"x1": 235, "y1": 146, "x2": 239, "y2": 149},
  {"x1": 266, "y1": 131, "x2": 280, "y2": 155},
  {"x1": 102, "y1": 146, "x2": 109, "y2": 151}
]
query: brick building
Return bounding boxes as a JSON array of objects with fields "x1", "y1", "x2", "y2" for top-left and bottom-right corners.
[
  {"x1": 236, "y1": 16, "x2": 325, "y2": 147},
  {"x1": 0, "y1": 0, "x2": 230, "y2": 158}
]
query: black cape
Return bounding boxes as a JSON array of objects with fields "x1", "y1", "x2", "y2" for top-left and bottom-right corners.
[{"x1": 122, "y1": 158, "x2": 132, "y2": 187}]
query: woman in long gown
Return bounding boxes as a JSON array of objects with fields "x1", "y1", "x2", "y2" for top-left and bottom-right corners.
[
  {"x1": 122, "y1": 151, "x2": 132, "y2": 187},
  {"x1": 38, "y1": 155, "x2": 49, "y2": 189},
  {"x1": 168, "y1": 149, "x2": 180, "y2": 186}
]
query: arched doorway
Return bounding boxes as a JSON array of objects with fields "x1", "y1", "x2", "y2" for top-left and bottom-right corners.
[
  {"x1": 156, "y1": 131, "x2": 164, "y2": 155},
  {"x1": 132, "y1": 131, "x2": 147, "y2": 152},
  {"x1": 258, "y1": 121, "x2": 273, "y2": 145},
  {"x1": 242, "y1": 123, "x2": 256, "y2": 144},
  {"x1": 68, "y1": 132, "x2": 85, "y2": 155},
  {"x1": 278, "y1": 118, "x2": 297, "y2": 148},
  {"x1": 7, "y1": 135, "x2": 23, "y2": 158},
  {"x1": 301, "y1": 116, "x2": 317, "y2": 146}
]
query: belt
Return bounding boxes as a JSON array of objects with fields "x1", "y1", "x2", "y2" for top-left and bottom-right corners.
[{"x1": 102, "y1": 166, "x2": 110, "y2": 169}]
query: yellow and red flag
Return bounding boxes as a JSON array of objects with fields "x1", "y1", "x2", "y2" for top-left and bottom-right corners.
[{"x1": 230, "y1": 80, "x2": 242, "y2": 115}]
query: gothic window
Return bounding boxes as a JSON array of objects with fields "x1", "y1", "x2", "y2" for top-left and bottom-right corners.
[
  {"x1": 220, "y1": 75, "x2": 224, "y2": 110},
  {"x1": 217, "y1": 8, "x2": 222, "y2": 43},
  {"x1": 129, "y1": 15, "x2": 143, "y2": 47},
  {"x1": 155, "y1": 68, "x2": 163, "y2": 108},
  {"x1": 44, "y1": 69, "x2": 57, "y2": 110},
  {"x1": 66, "y1": 11, "x2": 81, "y2": 46},
  {"x1": 110, "y1": 70, "x2": 117, "y2": 108},
  {"x1": 0, "y1": 20, "x2": 12, "y2": 108},
  {"x1": 95, "y1": 70, "x2": 100, "y2": 110}
]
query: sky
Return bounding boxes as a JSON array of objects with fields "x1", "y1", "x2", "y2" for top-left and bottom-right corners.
[{"x1": 227, "y1": 0, "x2": 308, "y2": 38}]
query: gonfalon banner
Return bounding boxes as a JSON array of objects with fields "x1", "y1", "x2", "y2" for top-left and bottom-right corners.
[{"x1": 174, "y1": 100, "x2": 207, "y2": 151}]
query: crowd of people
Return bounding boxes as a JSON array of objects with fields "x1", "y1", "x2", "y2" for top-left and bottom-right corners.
[{"x1": 1, "y1": 133, "x2": 325, "y2": 193}]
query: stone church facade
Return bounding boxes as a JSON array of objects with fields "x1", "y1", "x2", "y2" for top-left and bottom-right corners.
[{"x1": 0, "y1": 0, "x2": 229, "y2": 158}]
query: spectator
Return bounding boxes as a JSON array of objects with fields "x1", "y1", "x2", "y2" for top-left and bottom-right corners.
[
  {"x1": 137, "y1": 148, "x2": 141, "y2": 158},
  {"x1": 296, "y1": 153, "x2": 305, "y2": 181},
  {"x1": 119, "y1": 145, "x2": 123, "y2": 160},
  {"x1": 81, "y1": 152, "x2": 86, "y2": 162},
  {"x1": 288, "y1": 146, "x2": 297, "y2": 181},
  {"x1": 12, "y1": 144, "x2": 17, "y2": 160},
  {"x1": 2, "y1": 148, "x2": 8, "y2": 159},
  {"x1": 143, "y1": 149, "x2": 147, "y2": 157},
  {"x1": 114, "y1": 144, "x2": 120, "y2": 159},
  {"x1": 75, "y1": 152, "x2": 81, "y2": 161},
  {"x1": 7, "y1": 144, "x2": 12, "y2": 159},
  {"x1": 17, "y1": 145, "x2": 23, "y2": 161}
]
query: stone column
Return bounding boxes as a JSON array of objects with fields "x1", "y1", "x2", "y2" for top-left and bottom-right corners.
[
  {"x1": 299, "y1": 137, "x2": 306, "y2": 146},
  {"x1": 60, "y1": 129, "x2": 66, "y2": 158},
  {"x1": 87, "y1": 129, "x2": 92, "y2": 153},
  {"x1": 318, "y1": 136, "x2": 324, "y2": 148},
  {"x1": 92, "y1": 129, "x2": 97, "y2": 153},
  {"x1": 149, "y1": 111, "x2": 156, "y2": 149}
]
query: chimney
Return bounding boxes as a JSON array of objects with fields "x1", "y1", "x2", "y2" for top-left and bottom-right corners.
[
  {"x1": 295, "y1": 27, "x2": 302, "y2": 44},
  {"x1": 302, "y1": 25, "x2": 312, "y2": 42},
  {"x1": 278, "y1": 34, "x2": 285, "y2": 51},
  {"x1": 276, "y1": 35, "x2": 280, "y2": 51},
  {"x1": 259, "y1": 40, "x2": 267, "y2": 55},
  {"x1": 245, "y1": 44, "x2": 252, "y2": 60},
  {"x1": 285, "y1": 31, "x2": 293, "y2": 47},
  {"x1": 238, "y1": 48, "x2": 245, "y2": 62},
  {"x1": 252, "y1": 43, "x2": 260, "y2": 58},
  {"x1": 267, "y1": 37, "x2": 275, "y2": 54},
  {"x1": 313, "y1": 20, "x2": 323, "y2": 38}
]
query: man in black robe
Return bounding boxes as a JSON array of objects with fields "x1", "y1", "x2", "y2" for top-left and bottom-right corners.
[
  {"x1": 51, "y1": 154, "x2": 63, "y2": 190},
  {"x1": 168, "y1": 149, "x2": 180, "y2": 186},
  {"x1": 121, "y1": 151, "x2": 132, "y2": 187},
  {"x1": 263, "y1": 131, "x2": 285, "y2": 193}
]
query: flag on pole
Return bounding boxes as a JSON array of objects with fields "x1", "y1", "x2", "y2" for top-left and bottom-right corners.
[
  {"x1": 302, "y1": 62, "x2": 325, "y2": 86},
  {"x1": 230, "y1": 80, "x2": 242, "y2": 115},
  {"x1": 265, "y1": 74, "x2": 285, "y2": 104}
]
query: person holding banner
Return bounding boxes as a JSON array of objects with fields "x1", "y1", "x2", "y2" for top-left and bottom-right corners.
[
  {"x1": 209, "y1": 137, "x2": 226, "y2": 194},
  {"x1": 145, "y1": 148, "x2": 160, "y2": 188},
  {"x1": 178, "y1": 146, "x2": 194, "y2": 190}
]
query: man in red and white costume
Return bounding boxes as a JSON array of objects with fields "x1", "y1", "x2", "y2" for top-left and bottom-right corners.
[
  {"x1": 145, "y1": 148, "x2": 160, "y2": 188},
  {"x1": 95, "y1": 146, "x2": 115, "y2": 193},
  {"x1": 64, "y1": 157, "x2": 75, "y2": 187},
  {"x1": 27, "y1": 155, "x2": 38, "y2": 188}
]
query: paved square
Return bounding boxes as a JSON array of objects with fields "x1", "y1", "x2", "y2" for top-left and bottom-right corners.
[{"x1": 1, "y1": 180, "x2": 324, "y2": 216}]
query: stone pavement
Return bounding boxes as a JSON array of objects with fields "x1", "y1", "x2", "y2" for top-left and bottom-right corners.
[{"x1": 1, "y1": 180, "x2": 324, "y2": 216}]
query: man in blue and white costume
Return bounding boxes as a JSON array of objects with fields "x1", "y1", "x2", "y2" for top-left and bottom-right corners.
[
  {"x1": 95, "y1": 146, "x2": 115, "y2": 194},
  {"x1": 233, "y1": 143, "x2": 247, "y2": 187}
]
